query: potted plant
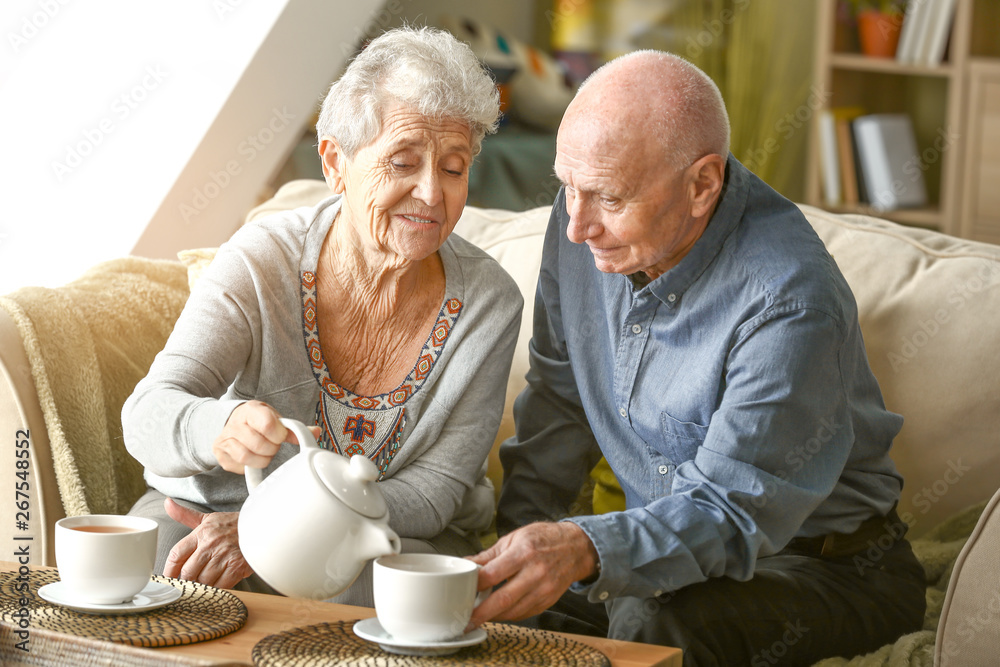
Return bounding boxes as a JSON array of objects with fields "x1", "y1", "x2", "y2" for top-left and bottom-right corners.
[{"x1": 850, "y1": 0, "x2": 906, "y2": 58}]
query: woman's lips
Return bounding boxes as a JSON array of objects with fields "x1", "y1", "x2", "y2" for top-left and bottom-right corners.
[{"x1": 399, "y1": 213, "x2": 437, "y2": 225}]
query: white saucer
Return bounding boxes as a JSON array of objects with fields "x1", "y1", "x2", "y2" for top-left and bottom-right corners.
[
  {"x1": 352, "y1": 617, "x2": 487, "y2": 656},
  {"x1": 38, "y1": 580, "x2": 182, "y2": 615}
]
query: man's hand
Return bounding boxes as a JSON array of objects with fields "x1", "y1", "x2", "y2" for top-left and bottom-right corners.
[
  {"x1": 467, "y1": 521, "x2": 599, "y2": 627},
  {"x1": 163, "y1": 498, "x2": 253, "y2": 589},
  {"x1": 212, "y1": 401, "x2": 319, "y2": 474}
]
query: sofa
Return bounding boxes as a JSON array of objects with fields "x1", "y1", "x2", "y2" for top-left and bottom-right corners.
[{"x1": 2, "y1": 179, "x2": 999, "y2": 665}]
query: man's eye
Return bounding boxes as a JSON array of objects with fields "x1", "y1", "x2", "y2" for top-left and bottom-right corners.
[{"x1": 392, "y1": 162, "x2": 411, "y2": 170}]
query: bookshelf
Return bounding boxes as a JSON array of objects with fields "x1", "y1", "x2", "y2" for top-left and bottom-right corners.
[{"x1": 806, "y1": 0, "x2": 1000, "y2": 238}]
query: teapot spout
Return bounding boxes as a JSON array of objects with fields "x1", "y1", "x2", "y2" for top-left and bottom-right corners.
[{"x1": 360, "y1": 522, "x2": 402, "y2": 561}]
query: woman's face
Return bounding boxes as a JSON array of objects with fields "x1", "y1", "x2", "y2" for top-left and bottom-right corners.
[{"x1": 321, "y1": 105, "x2": 474, "y2": 263}]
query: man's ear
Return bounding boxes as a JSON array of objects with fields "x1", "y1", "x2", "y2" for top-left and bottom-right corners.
[
  {"x1": 318, "y1": 137, "x2": 346, "y2": 194},
  {"x1": 687, "y1": 154, "x2": 726, "y2": 219}
]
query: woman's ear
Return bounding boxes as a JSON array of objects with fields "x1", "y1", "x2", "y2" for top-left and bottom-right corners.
[
  {"x1": 687, "y1": 154, "x2": 726, "y2": 220},
  {"x1": 318, "y1": 137, "x2": 346, "y2": 194}
]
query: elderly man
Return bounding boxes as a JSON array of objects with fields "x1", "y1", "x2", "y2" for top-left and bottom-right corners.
[{"x1": 469, "y1": 51, "x2": 926, "y2": 665}]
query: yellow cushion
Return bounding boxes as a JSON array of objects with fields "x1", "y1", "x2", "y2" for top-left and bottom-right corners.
[{"x1": 591, "y1": 457, "x2": 626, "y2": 514}]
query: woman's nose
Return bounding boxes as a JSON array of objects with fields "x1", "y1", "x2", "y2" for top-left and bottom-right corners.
[{"x1": 412, "y1": 165, "x2": 443, "y2": 207}]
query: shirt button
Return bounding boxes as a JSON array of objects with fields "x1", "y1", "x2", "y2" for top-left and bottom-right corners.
[
  {"x1": 667, "y1": 293, "x2": 677, "y2": 303},
  {"x1": 658, "y1": 464, "x2": 669, "y2": 475},
  {"x1": 631, "y1": 324, "x2": 642, "y2": 334},
  {"x1": 619, "y1": 407, "x2": 627, "y2": 418},
  {"x1": 599, "y1": 591, "x2": 609, "y2": 601}
]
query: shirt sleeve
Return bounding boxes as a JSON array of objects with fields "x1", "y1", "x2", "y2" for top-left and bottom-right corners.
[
  {"x1": 570, "y1": 303, "x2": 860, "y2": 601},
  {"x1": 496, "y1": 206, "x2": 605, "y2": 537},
  {"x1": 376, "y1": 263, "x2": 524, "y2": 540},
  {"x1": 121, "y1": 239, "x2": 262, "y2": 478}
]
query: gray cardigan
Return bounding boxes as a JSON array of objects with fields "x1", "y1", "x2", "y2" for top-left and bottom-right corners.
[{"x1": 122, "y1": 195, "x2": 523, "y2": 539}]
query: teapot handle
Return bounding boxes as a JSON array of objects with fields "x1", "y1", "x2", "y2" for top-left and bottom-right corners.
[{"x1": 245, "y1": 418, "x2": 320, "y2": 492}]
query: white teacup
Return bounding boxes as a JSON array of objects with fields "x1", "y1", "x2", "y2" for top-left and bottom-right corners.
[
  {"x1": 373, "y1": 553, "x2": 486, "y2": 643},
  {"x1": 55, "y1": 514, "x2": 157, "y2": 605}
]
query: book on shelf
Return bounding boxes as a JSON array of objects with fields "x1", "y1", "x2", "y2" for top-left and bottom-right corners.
[
  {"x1": 817, "y1": 107, "x2": 866, "y2": 207},
  {"x1": 836, "y1": 120, "x2": 858, "y2": 205},
  {"x1": 852, "y1": 113, "x2": 927, "y2": 212},
  {"x1": 833, "y1": 107, "x2": 866, "y2": 206},
  {"x1": 896, "y1": 0, "x2": 957, "y2": 65},
  {"x1": 849, "y1": 122, "x2": 869, "y2": 205},
  {"x1": 895, "y1": 0, "x2": 928, "y2": 64},
  {"x1": 818, "y1": 111, "x2": 840, "y2": 206},
  {"x1": 921, "y1": 0, "x2": 957, "y2": 65}
]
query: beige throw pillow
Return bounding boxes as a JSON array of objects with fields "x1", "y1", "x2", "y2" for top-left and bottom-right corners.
[
  {"x1": 935, "y1": 486, "x2": 1000, "y2": 665},
  {"x1": 177, "y1": 248, "x2": 218, "y2": 292}
]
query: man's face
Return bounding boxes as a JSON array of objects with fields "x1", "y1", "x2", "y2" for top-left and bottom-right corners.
[{"x1": 554, "y1": 117, "x2": 707, "y2": 280}]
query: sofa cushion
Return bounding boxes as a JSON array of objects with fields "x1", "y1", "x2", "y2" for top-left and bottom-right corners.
[
  {"x1": 935, "y1": 485, "x2": 1000, "y2": 665},
  {"x1": 452, "y1": 206, "x2": 549, "y2": 497},
  {"x1": 247, "y1": 184, "x2": 1000, "y2": 536},
  {"x1": 799, "y1": 205, "x2": 1000, "y2": 536}
]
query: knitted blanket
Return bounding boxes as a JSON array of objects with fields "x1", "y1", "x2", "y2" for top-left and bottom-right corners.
[
  {"x1": 0, "y1": 257, "x2": 189, "y2": 517},
  {"x1": 814, "y1": 500, "x2": 988, "y2": 667}
]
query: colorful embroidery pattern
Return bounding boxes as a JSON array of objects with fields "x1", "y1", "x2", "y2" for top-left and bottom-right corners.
[{"x1": 300, "y1": 273, "x2": 462, "y2": 478}]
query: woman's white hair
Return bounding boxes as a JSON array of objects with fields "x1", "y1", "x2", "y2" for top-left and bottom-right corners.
[{"x1": 316, "y1": 26, "x2": 500, "y2": 158}]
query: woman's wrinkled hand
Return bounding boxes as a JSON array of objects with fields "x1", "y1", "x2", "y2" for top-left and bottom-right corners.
[
  {"x1": 212, "y1": 401, "x2": 319, "y2": 475},
  {"x1": 163, "y1": 498, "x2": 253, "y2": 589}
]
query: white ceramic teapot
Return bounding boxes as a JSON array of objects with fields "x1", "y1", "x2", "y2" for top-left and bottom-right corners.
[{"x1": 237, "y1": 418, "x2": 401, "y2": 599}]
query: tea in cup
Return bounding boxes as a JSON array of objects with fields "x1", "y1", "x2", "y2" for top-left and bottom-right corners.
[
  {"x1": 55, "y1": 514, "x2": 157, "y2": 605},
  {"x1": 373, "y1": 553, "x2": 486, "y2": 643}
]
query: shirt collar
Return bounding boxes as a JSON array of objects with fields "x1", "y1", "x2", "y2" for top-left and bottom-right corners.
[{"x1": 638, "y1": 154, "x2": 749, "y2": 307}]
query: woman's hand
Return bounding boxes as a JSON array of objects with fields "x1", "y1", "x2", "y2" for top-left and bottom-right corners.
[
  {"x1": 163, "y1": 498, "x2": 253, "y2": 589},
  {"x1": 212, "y1": 401, "x2": 319, "y2": 474}
]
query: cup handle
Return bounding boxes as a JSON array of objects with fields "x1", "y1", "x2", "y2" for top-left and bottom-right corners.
[
  {"x1": 474, "y1": 588, "x2": 491, "y2": 608},
  {"x1": 244, "y1": 418, "x2": 318, "y2": 492}
]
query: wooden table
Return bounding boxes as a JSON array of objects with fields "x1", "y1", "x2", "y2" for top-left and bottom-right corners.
[{"x1": 1, "y1": 563, "x2": 681, "y2": 667}]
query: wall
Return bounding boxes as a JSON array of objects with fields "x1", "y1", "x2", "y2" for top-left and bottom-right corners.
[
  {"x1": 131, "y1": 0, "x2": 385, "y2": 260},
  {"x1": 388, "y1": 0, "x2": 540, "y2": 47},
  {"x1": 0, "y1": 0, "x2": 381, "y2": 293}
]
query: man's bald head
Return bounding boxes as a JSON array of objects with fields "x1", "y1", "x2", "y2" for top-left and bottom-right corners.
[{"x1": 563, "y1": 51, "x2": 730, "y2": 171}]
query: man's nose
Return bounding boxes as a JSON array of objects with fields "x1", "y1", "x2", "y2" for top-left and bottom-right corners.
[
  {"x1": 565, "y1": 196, "x2": 598, "y2": 244},
  {"x1": 412, "y1": 165, "x2": 443, "y2": 207}
]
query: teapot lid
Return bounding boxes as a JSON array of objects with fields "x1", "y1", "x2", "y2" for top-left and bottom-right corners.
[{"x1": 312, "y1": 452, "x2": 387, "y2": 519}]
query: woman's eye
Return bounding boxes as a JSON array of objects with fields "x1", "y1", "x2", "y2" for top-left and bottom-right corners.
[{"x1": 391, "y1": 162, "x2": 411, "y2": 170}]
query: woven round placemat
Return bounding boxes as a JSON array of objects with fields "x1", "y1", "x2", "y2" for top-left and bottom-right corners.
[
  {"x1": 252, "y1": 619, "x2": 611, "y2": 666},
  {"x1": 0, "y1": 568, "x2": 247, "y2": 647}
]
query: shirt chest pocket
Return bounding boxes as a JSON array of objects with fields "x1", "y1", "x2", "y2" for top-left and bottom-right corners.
[{"x1": 651, "y1": 412, "x2": 709, "y2": 498}]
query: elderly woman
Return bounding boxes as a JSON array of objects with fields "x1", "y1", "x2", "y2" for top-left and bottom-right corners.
[{"x1": 122, "y1": 27, "x2": 522, "y2": 604}]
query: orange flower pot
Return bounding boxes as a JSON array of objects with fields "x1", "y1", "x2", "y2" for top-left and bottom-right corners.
[{"x1": 857, "y1": 9, "x2": 902, "y2": 58}]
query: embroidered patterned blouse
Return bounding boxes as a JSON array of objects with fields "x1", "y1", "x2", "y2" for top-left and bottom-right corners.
[
  {"x1": 300, "y1": 269, "x2": 463, "y2": 479},
  {"x1": 124, "y1": 195, "x2": 521, "y2": 539}
]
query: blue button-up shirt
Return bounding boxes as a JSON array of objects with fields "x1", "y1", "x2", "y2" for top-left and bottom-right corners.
[{"x1": 497, "y1": 155, "x2": 904, "y2": 602}]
